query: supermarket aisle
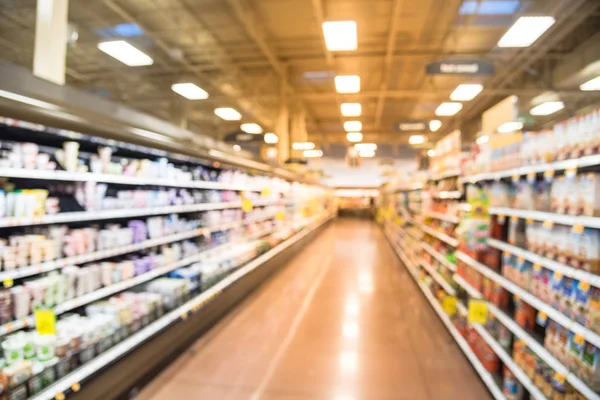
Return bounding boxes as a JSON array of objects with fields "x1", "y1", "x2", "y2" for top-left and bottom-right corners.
[{"x1": 137, "y1": 219, "x2": 491, "y2": 400}]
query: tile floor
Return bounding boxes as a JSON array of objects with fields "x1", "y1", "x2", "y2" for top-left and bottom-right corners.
[{"x1": 136, "y1": 218, "x2": 492, "y2": 400}]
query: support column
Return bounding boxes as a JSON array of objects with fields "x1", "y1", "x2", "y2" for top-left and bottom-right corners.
[
  {"x1": 170, "y1": 99, "x2": 190, "y2": 130},
  {"x1": 277, "y1": 70, "x2": 290, "y2": 165},
  {"x1": 33, "y1": 0, "x2": 69, "y2": 85}
]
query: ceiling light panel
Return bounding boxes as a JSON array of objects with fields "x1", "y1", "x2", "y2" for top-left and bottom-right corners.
[
  {"x1": 344, "y1": 121, "x2": 362, "y2": 132},
  {"x1": 435, "y1": 102, "x2": 463, "y2": 116},
  {"x1": 292, "y1": 142, "x2": 315, "y2": 150},
  {"x1": 214, "y1": 107, "x2": 242, "y2": 121},
  {"x1": 409, "y1": 135, "x2": 425, "y2": 145},
  {"x1": 398, "y1": 122, "x2": 426, "y2": 131},
  {"x1": 322, "y1": 21, "x2": 357, "y2": 51},
  {"x1": 354, "y1": 143, "x2": 377, "y2": 151},
  {"x1": 429, "y1": 120, "x2": 442, "y2": 132},
  {"x1": 97, "y1": 40, "x2": 153, "y2": 66},
  {"x1": 359, "y1": 150, "x2": 376, "y2": 158},
  {"x1": 346, "y1": 132, "x2": 363, "y2": 143},
  {"x1": 530, "y1": 101, "x2": 564, "y2": 116},
  {"x1": 497, "y1": 121, "x2": 523, "y2": 133},
  {"x1": 171, "y1": 83, "x2": 209, "y2": 100},
  {"x1": 581, "y1": 76, "x2": 600, "y2": 91},
  {"x1": 450, "y1": 84, "x2": 483, "y2": 101},
  {"x1": 240, "y1": 123, "x2": 263, "y2": 134},
  {"x1": 341, "y1": 103, "x2": 362, "y2": 117},
  {"x1": 304, "y1": 149, "x2": 323, "y2": 158},
  {"x1": 427, "y1": 149, "x2": 436, "y2": 157},
  {"x1": 335, "y1": 75, "x2": 361, "y2": 93},
  {"x1": 264, "y1": 133, "x2": 279, "y2": 144},
  {"x1": 497, "y1": 16, "x2": 555, "y2": 48}
]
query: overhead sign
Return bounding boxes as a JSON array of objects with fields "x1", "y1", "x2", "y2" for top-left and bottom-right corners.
[{"x1": 426, "y1": 59, "x2": 495, "y2": 76}]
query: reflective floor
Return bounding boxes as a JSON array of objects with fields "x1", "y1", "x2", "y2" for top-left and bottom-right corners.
[{"x1": 137, "y1": 218, "x2": 492, "y2": 400}]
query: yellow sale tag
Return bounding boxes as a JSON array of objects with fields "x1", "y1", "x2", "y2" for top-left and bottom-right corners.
[
  {"x1": 526, "y1": 172, "x2": 536, "y2": 183},
  {"x1": 526, "y1": 218, "x2": 534, "y2": 225},
  {"x1": 554, "y1": 272, "x2": 564, "y2": 280},
  {"x1": 580, "y1": 281, "x2": 591, "y2": 291},
  {"x1": 55, "y1": 393, "x2": 65, "y2": 400},
  {"x1": 468, "y1": 299, "x2": 488, "y2": 325},
  {"x1": 261, "y1": 187, "x2": 271, "y2": 197},
  {"x1": 543, "y1": 220, "x2": 554, "y2": 229},
  {"x1": 544, "y1": 169, "x2": 555, "y2": 181},
  {"x1": 498, "y1": 215, "x2": 506, "y2": 224},
  {"x1": 554, "y1": 373, "x2": 566, "y2": 384},
  {"x1": 536, "y1": 311, "x2": 548, "y2": 326},
  {"x1": 395, "y1": 216, "x2": 403, "y2": 225},
  {"x1": 574, "y1": 334, "x2": 585, "y2": 346},
  {"x1": 3, "y1": 279, "x2": 13, "y2": 288},
  {"x1": 71, "y1": 383, "x2": 81, "y2": 392},
  {"x1": 572, "y1": 224, "x2": 584, "y2": 234},
  {"x1": 510, "y1": 216, "x2": 518, "y2": 223},
  {"x1": 275, "y1": 210, "x2": 285, "y2": 221},
  {"x1": 512, "y1": 174, "x2": 520, "y2": 183},
  {"x1": 35, "y1": 309, "x2": 56, "y2": 335},
  {"x1": 565, "y1": 167, "x2": 577, "y2": 178},
  {"x1": 443, "y1": 296, "x2": 457, "y2": 316},
  {"x1": 517, "y1": 256, "x2": 525, "y2": 264},
  {"x1": 533, "y1": 263, "x2": 542, "y2": 271},
  {"x1": 242, "y1": 198, "x2": 253, "y2": 212}
]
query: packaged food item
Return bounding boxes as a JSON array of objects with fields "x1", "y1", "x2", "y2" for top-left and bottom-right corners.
[
  {"x1": 551, "y1": 177, "x2": 567, "y2": 214},
  {"x1": 561, "y1": 278, "x2": 577, "y2": 319},
  {"x1": 566, "y1": 332, "x2": 585, "y2": 374},
  {"x1": 580, "y1": 342, "x2": 600, "y2": 391},
  {"x1": 581, "y1": 229, "x2": 600, "y2": 275},
  {"x1": 588, "y1": 287, "x2": 600, "y2": 334},
  {"x1": 514, "y1": 299, "x2": 536, "y2": 331},
  {"x1": 564, "y1": 176, "x2": 580, "y2": 215},
  {"x1": 550, "y1": 272, "x2": 565, "y2": 311},
  {"x1": 574, "y1": 281, "x2": 591, "y2": 327},
  {"x1": 503, "y1": 367, "x2": 524, "y2": 400}
]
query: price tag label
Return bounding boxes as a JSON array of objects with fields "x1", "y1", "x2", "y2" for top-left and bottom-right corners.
[
  {"x1": 71, "y1": 383, "x2": 81, "y2": 392},
  {"x1": 498, "y1": 215, "x2": 506, "y2": 225},
  {"x1": 526, "y1": 218, "x2": 534, "y2": 225},
  {"x1": 55, "y1": 393, "x2": 65, "y2": 400},
  {"x1": 526, "y1": 172, "x2": 536, "y2": 183},
  {"x1": 580, "y1": 281, "x2": 591, "y2": 291},
  {"x1": 35, "y1": 309, "x2": 56, "y2": 335},
  {"x1": 543, "y1": 220, "x2": 554, "y2": 230},
  {"x1": 261, "y1": 187, "x2": 272, "y2": 197},
  {"x1": 553, "y1": 373, "x2": 566, "y2": 385},
  {"x1": 442, "y1": 296, "x2": 457, "y2": 316},
  {"x1": 517, "y1": 256, "x2": 525, "y2": 264},
  {"x1": 536, "y1": 311, "x2": 548, "y2": 326},
  {"x1": 468, "y1": 299, "x2": 488, "y2": 324},
  {"x1": 554, "y1": 272, "x2": 564, "y2": 280},
  {"x1": 510, "y1": 216, "x2": 518, "y2": 223},
  {"x1": 512, "y1": 174, "x2": 520, "y2": 183},
  {"x1": 395, "y1": 216, "x2": 403, "y2": 226},
  {"x1": 565, "y1": 166, "x2": 577, "y2": 178},
  {"x1": 242, "y1": 198, "x2": 253, "y2": 212},
  {"x1": 533, "y1": 263, "x2": 542, "y2": 271},
  {"x1": 3, "y1": 279, "x2": 13, "y2": 288},
  {"x1": 572, "y1": 223, "x2": 584, "y2": 234},
  {"x1": 574, "y1": 334, "x2": 585, "y2": 346},
  {"x1": 275, "y1": 211, "x2": 285, "y2": 221},
  {"x1": 544, "y1": 169, "x2": 555, "y2": 182}
]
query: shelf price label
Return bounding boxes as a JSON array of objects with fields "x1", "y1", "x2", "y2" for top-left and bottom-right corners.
[
  {"x1": 526, "y1": 218, "x2": 534, "y2": 225},
  {"x1": 35, "y1": 309, "x2": 56, "y2": 335},
  {"x1": 565, "y1": 166, "x2": 577, "y2": 178},
  {"x1": 3, "y1": 279, "x2": 13, "y2": 288},
  {"x1": 241, "y1": 198, "x2": 253, "y2": 212},
  {"x1": 574, "y1": 334, "x2": 585, "y2": 346},
  {"x1": 572, "y1": 223, "x2": 584, "y2": 234},
  {"x1": 261, "y1": 187, "x2": 272, "y2": 197},
  {"x1": 544, "y1": 169, "x2": 555, "y2": 182},
  {"x1": 395, "y1": 216, "x2": 403, "y2": 226},
  {"x1": 536, "y1": 311, "x2": 548, "y2": 327},
  {"x1": 442, "y1": 295, "x2": 457, "y2": 316},
  {"x1": 526, "y1": 172, "x2": 536, "y2": 183},
  {"x1": 275, "y1": 210, "x2": 285, "y2": 221},
  {"x1": 511, "y1": 174, "x2": 520, "y2": 183},
  {"x1": 543, "y1": 220, "x2": 554, "y2": 230},
  {"x1": 498, "y1": 215, "x2": 506, "y2": 225},
  {"x1": 468, "y1": 299, "x2": 488, "y2": 324}
]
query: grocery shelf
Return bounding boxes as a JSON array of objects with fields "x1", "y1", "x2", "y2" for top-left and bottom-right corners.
[
  {"x1": 452, "y1": 274, "x2": 483, "y2": 299},
  {"x1": 0, "y1": 167, "x2": 283, "y2": 192},
  {"x1": 420, "y1": 224, "x2": 459, "y2": 247},
  {"x1": 0, "y1": 199, "x2": 281, "y2": 228},
  {"x1": 488, "y1": 304, "x2": 600, "y2": 400},
  {"x1": 456, "y1": 251, "x2": 600, "y2": 349},
  {"x1": 488, "y1": 207, "x2": 600, "y2": 229},
  {"x1": 423, "y1": 210, "x2": 460, "y2": 224},
  {"x1": 433, "y1": 191, "x2": 462, "y2": 200},
  {"x1": 421, "y1": 242, "x2": 457, "y2": 272},
  {"x1": 29, "y1": 216, "x2": 332, "y2": 400},
  {"x1": 488, "y1": 238, "x2": 600, "y2": 287},
  {"x1": 471, "y1": 324, "x2": 547, "y2": 400},
  {"x1": 460, "y1": 154, "x2": 600, "y2": 184},
  {"x1": 419, "y1": 260, "x2": 457, "y2": 296},
  {"x1": 430, "y1": 169, "x2": 462, "y2": 181}
]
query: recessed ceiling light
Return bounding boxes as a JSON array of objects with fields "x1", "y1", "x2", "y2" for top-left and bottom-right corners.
[
  {"x1": 303, "y1": 149, "x2": 323, "y2": 158},
  {"x1": 341, "y1": 103, "x2": 362, "y2": 117},
  {"x1": 429, "y1": 120, "x2": 442, "y2": 132},
  {"x1": 344, "y1": 121, "x2": 362, "y2": 131},
  {"x1": 346, "y1": 132, "x2": 363, "y2": 142},
  {"x1": 0, "y1": 90, "x2": 58, "y2": 110},
  {"x1": 264, "y1": 133, "x2": 279, "y2": 144},
  {"x1": 359, "y1": 149, "x2": 375, "y2": 158},
  {"x1": 354, "y1": 143, "x2": 377, "y2": 151},
  {"x1": 409, "y1": 135, "x2": 425, "y2": 145},
  {"x1": 497, "y1": 121, "x2": 523, "y2": 133},
  {"x1": 398, "y1": 122, "x2": 426, "y2": 131},
  {"x1": 450, "y1": 84, "x2": 483, "y2": 101},
  {"x1": 498, "y1": 16, "x2": 555, "y2": 48},
  {"x1": 214, "y1": 107, "x2": 242, "y2": 121},
  {"x1": 427, "y1": 149, "x2": 436, "y2": 157},
  {"x1": 435, "y1": 102, "x2": 463, "y2": 116},
  {"x1": 240, "y1": 123, "x2": 263, "y2": 134},
  {"x1": 335, "y1": 75, "x2": 361, "y2": 93},
  {"x1": 97, "y1": 40, "x2": 153, "y2": 66},
  {"x1": 322, "y1": 21, "x2": 357, "y2": 51},
  {"x1": 581, "y1": 76, "x2": 600, "y2": 91},
  {"x1": 292, "y1": 142, "x2": 315, "y2": 150},
  {"x1": 171, "y1": 83, "x2": 209, "y2": 100},
  {"x1": 530, "y1": 101, "x2": 564, "y2": 116}
]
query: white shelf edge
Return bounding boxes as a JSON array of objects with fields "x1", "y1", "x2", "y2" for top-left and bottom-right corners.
[
  {"x1": 423, "y1": 211, "x2": 460, "y2": 224},
  {"x1": 457, "y1": 251, "x2": 600, "y2": 349},
  {"x1": 420, "y1": 260, "x2": 457, "y2": 296},
  {"x1": 421, "y1": 242, "x2": 457, "y2": 272},
  {"x1": 434, "y1": 190, "x2": 462, "y2": 200},
  {"x1": 452, "y1": 274, "x2": 483, "y2": 299},
  {"x1": 487, "y1": 239, "x2": 600, "y2": 288},
  {"x1": 420, "y1": 224, "x2": 459, "y2": 247},
  {"x1": 29, "y1": 216, "x2": 332, "y2": 400},
  {"x1": 488, "y1": 207, "x2": 600, "y2": 230},
  {"x1": 472, "y1": 324, "x2": 547, "y2": 400}
]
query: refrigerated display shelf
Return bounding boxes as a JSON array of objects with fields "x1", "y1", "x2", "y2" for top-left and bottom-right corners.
[
  {"x1": 452, "y1": 274, "x2": 483, "y2": 299},
  {"x1": 420, "y1": 224, "x2": 459, "y2": 247},
  {"x1": 423, "y1": 210, "x2": 460, "y2": 224},
  {"x1": 0, "y1": 199, "x2": 281, "y2": 228},
  {"x1": 488, "y1": 207, "x2": 600, "y2": 230},
  {"x1": 421, "y1": 242, "x2": 457, "y2": 272},
  {"x1": 29, "y1": 216, "x2": 332, "y2": 400},
  {"x1": 487, "y1": 238, "x2": 600, "y2": 287},
  {"x1": 456, "y1": 251, "x2": 600, "y2": 349},
  {"x1": 0, "y1": 167, "x2": 284, "y2": 192},
  {"x1": 419, "y1": 260, "x2": 456, "y2": 295}
]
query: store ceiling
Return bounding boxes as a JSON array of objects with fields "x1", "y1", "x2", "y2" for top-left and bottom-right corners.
[{"x1": 1, "y1": 0, "x2": 600, "y2": 147}]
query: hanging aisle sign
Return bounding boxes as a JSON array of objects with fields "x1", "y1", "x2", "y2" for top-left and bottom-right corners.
[{"x1": 426, "y1": 59, "x2": 495, "y2": 76}]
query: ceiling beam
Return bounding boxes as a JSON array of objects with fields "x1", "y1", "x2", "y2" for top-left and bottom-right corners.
[{"x1": 311, "y1": 0, "x2": 334, "y2": 65}]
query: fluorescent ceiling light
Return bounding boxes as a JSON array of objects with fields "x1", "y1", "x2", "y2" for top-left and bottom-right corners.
[
  {"x1": 429, "y1": 120, "x2": 442, "y2": 132},
  {"x1": 497, "y1": 121, "x2": 523, "y2": 133},
  {"x1": 354, "y1": 143, "x2": 377, "y2": 151},
  {"x1": 498, "y1": 16, "x2": 555, "y2": 48},
  {"x1": 264, "y1": 133, "x2": 279, "y2": 144},
  {"x1": 214, "y1": 107, "x2": 242, "y2": 121},
  {"x1": 322, "y1": 21, "x2": 357, "y2": 51},
  {"x1": 409, "y1": 135, "x2": 425, "y2": 145},
  {"x1": 346, "y1": 132, "x2": 363, "y2": 142},
  {"x1": 344, "y1": 121, "x2": 362, "y2": 132},
  {"x1": 131, "y1": 128, "x2": 173, "y2": 144},
  {"x1": 97, "y1": 40, "x2": 153, "y2": 66},
  {"x1": 0, "y1": 90, "x2": 58, "y2": 110},
  {"x1": 435, "y1": 102, "x2": 463, "y2": 116},
  {"x1": 341, "y1": 103, "x2": 362, "y2": 117},
  {"x1": 171, "y1": 83, "x2": 209, "y2": 100},
  {"x1": 359, "y1": 150, "x2": 375, "y2": 158},
  {"x1": 530, "y1": 101, "x2": 564, "y2": 116},
  {"x1": 476, "y1": 135, "x2": 489, "y2": 145},
  {"x1": 450, "y1": 84, "x2": 483, "y2": 101},
  {"x1": 292, "y1": 142, "x2": 315, "y2": 150},
  {"x1": 335, "y1": 75, "x2": 361, "y2": 93},
  {"x1": 581, "y1": 76, "x2": 600, "y2": 91},
  {"x1": 303, "y1": 149, "x2": 323, "y2": 158},
  {"x1": 233, "y1": 144, "x2": 241, "y2": 152},
  {"x1": 427, "y1": 149, "x2": 435, "y2": 157},
  {"x1": 398, "y1": 122, "x2": 426, "y2": 131},
  {"x1": 240, "y1": 123, "x2": 263, "y2": 134}
]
